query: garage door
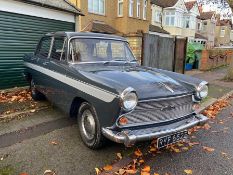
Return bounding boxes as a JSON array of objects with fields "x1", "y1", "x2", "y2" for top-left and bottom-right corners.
[{"x1": 0, "y1": 11, "x2": 75, "y2": 89}]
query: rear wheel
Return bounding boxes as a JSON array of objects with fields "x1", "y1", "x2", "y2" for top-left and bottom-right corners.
[
  {"x1": 30, "y1": 79, "x2": 45, "y2": 101},
  {"x1": 77, "y1": 102, "x2": 106, "y2": 149}
]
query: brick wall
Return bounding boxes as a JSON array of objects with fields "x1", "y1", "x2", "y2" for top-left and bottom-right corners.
[
  {"x1": 126, "y1": 36, "x2": 143, "y2": 64},
  {"x1": 199, "y1": 49, "x2": 233, "y2": 71}
]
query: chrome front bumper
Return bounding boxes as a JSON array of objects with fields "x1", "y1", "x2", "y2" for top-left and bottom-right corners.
[{"x1": 102, "y1": 114, "x2": 208, "y2": 146}]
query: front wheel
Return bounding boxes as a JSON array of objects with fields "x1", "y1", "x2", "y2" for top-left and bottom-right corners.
[{"x1": 77, "y1": 102, "x2": 106, "y2": 149}]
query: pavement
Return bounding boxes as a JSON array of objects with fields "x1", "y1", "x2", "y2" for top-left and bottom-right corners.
[{"x1": 0, "y1": 66, "x2": 232, "y2": 175}]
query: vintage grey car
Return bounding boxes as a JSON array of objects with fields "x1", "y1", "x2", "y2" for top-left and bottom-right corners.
[{"x1": 23, "y1": 32, "x2": 208, "y2": 149}]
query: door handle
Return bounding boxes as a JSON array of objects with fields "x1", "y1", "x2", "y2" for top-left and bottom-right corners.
[{"x1": 43, "y1": 62, "x2": 49, "y2": 66}]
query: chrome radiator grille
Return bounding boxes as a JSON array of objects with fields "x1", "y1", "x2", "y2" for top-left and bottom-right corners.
[{"x1": 125, "y1": 95, "x2": 193, "y2": 126}]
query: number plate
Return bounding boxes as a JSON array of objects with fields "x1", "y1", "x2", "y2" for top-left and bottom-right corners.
[{"x1": 157, "y1": 130, "x2": 188, "y2": 149}]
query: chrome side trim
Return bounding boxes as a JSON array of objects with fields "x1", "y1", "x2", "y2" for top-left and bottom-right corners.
[{"x1": 25, "y1": 62, "x2": 118, "y2": 102}]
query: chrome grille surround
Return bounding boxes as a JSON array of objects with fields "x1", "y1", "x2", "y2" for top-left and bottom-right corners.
[{"x1": 120, "y1": 94, "x2": 194, "y2": 127}]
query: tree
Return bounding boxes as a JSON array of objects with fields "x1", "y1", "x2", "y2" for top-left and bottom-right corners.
[{"x1": 198, "y1": 0, "x2": 233, "y2": 80}]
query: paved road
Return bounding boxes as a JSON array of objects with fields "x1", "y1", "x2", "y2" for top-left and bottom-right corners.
[
  {"x1": 0, "y1": 99, "x2": 232, "y2": 175},
  {"x1": 138, "y1": 98, "x2": 233, "y2": 175}
]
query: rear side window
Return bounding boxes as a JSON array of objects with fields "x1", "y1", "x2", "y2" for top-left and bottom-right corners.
[
  {"x1": 36, "y1": 37, "x2": 52, "y2": 58},
  {"x1": 50, "y1": 37, "x2": 67, "y2": 61}
]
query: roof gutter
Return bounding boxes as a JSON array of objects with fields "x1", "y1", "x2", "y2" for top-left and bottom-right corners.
[{"x1": 14, "y1": 0, "x2": 84, "y2": 16}]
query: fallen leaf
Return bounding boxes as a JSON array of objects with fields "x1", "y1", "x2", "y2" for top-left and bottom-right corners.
[
  {"x1": 19, "y1": 173, "x2": 29, "y2": 175},
  {"x1": 103, "y1": 165, "x2": 113, "y2": 171},
  {"x1": 203, "y1": 146, "x2": 215, "y2": 152},
  {"x1": 184, "y1": 169, "x2": 193, "y2": 174},
  {"x1": 141, "y1": 166, "x2": 150, "y2": 172},
  {"x1": 134, "y1": 149, "x2": 143, "y2": 157},
  {"x1": 182, "y1": 147, "x2": 189, "y2": 151},
  {"x1": 95, "y1": 168, "x2": 101, "y2": 175},
  {"x1": 44, "y1": 170, "x2": 56, "y2": 175},
  {"x1": 203, "y1": 123, "x2": 211, "y2": 130},
  {"x1": 221, "y1": 152, "x2": 227, "y2": 156},
  {"x1": 30, "y1": 109, "x2": 36, "y2": 113},
  {"x1": 139, "y1": 159, "x2": 145, "y2": 164},
  {"x1": 125, "y1": 169, "x2": 137, "y2": 174},
  {"x1": 50, "y1": 141, "x2": 58, "y2": 145},
  {"x1": 117, "y1": 152, "x2": 123, "y2": 160},
  {"x1": 153, "y1": 173, "x2": 159, "y2": 175}
]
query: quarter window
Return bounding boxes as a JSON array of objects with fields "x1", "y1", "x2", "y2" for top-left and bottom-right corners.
[
  {"x1": 154, "y1": 11, "x2": 161, "y2": 23},
  {"x1": 36, "y1": 37, "x2": 52, "y2": 58},
  {"x1": 88, "y1": 0, "x2": 105, "y2": 15},
  {"x1": 51, "y1": 38, "x2": 67, "y2": 61},
  {"x1": 129, "y1": 0, "x2": 134, "y2": 17},
  {"x1": 220, "y1": 28, "x2": 225, "y2": 37},
  {"x1": 118, "y1": 0, "x2": 123, "y2": 17}
]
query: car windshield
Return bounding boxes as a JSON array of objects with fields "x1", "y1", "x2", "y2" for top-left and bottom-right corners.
[{"x1": 69, "y1": 38, "x2": 136, "y2": 63}]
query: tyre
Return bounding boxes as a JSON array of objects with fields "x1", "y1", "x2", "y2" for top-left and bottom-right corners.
[
  {"x1": 30, "y1": 79, "x2": 45, "y2": 101},
  {"x1": 77, "y1": 102, "x2": 106, "y2": 149}
]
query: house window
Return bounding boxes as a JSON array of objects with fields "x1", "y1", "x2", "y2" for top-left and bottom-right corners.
[
  {"x1": 176, "y1": 12, "x2": 183, "y2": 27},
  {"x1": 118, "y1": 0, "x2": 123, "y2": 17},
  {"x1": 203, "y1": 21, "x2": 207, "y2": 31},
  {"x1": 165, "y1": 11, "x2": 175, "y2": 26},
  {"x1": 154, "y1": 11, "x2": 161, "y2": 23},
  {"x1": 88, "y1": 0, "x2": 105, "y2": 15},
  {"x1": 143, "y1": 0, "x2": 147, "y2": 20},
  {"x1": 220, "y1": 28, "x2": 225, "y2": 37},
  {"x1": 197, "y1": 21, "x2": 202, "y2": 31},
  {"x1": 136, "y1": 0, "x2": 140, "y2": 18},
  {"x1": 129, "y1": 0, "x2": 134, "y2": 17},
  {"x1": 184, "y1": 16, "x2": 190, "y2": 28}
]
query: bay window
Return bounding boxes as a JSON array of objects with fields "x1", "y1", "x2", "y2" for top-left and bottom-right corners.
[
  {"x1": 143, "y1": 0, "x2": 147, "y2": 20},
  {"x1": 137, "y1": 0, "x2": 140, "y2": 18},
  {"x1": 118, "y1": 0, "x2": 123, "y2": 17},
  {"x1": 165, "y1": 11, "x2": 175, "y2": 26},
  {"x1": 88, "y1": 0, "x2": 105, "y2": 15},
  {"x1": 154, "y1": 11, "x2": 161, "y2": 23},
  {"x1": 220, "y1": 27, "x2": 225, "y2": 37},
  {"x1": 129, "y1": 0, "x2": 134, "y2": 17}
]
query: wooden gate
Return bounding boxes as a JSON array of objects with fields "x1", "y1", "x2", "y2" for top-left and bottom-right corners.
[
  {"x1": 142, "y1": 34, "x2": 187, "y2": 73},
  {"x1": 174, "y1": 37, "x2": 187, "y2": 73}
]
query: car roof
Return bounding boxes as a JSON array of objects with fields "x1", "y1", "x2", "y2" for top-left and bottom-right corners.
[{"x1": 45, "y1": 32, "x2": 127, "y2": 41}]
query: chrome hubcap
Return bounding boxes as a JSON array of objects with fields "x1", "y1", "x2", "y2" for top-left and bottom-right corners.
[{"x1": 81, "y1": 109, "x2": 96, "y2": 140}]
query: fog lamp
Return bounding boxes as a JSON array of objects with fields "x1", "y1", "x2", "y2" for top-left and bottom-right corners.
[{"x1": 119, "y1": 116, "x2": 128, "y2": 126}]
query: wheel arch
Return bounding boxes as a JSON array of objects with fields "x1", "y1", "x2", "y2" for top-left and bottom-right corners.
[{"x1": 69, "y1": 96, "x2": 89, "y2": 118}]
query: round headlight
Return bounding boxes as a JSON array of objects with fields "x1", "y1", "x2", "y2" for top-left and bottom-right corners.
[
  {"x1": 121, "y1": 87, "x2": 138, "y2": 111},
  {"x1": 196, "y1": 81, "x2": 208, "y2": 99}
]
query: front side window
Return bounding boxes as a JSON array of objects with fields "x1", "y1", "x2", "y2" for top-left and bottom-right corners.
[
  {"x1": 50, "y1": 38, "x2": 67, "y2": 61},
  {"x1": 88, "y1": 0, "x2": 105, "y2": 15},
  {"x1": 165, "y1": 11, "x2": 175, "y2": 26},
  {"x1": 129, "y1": 0, "x2": 134, "y2": 17},
  {"x1": 136, "y1": 0, "x2": 140, "y2": 18},
  {"x1": 118, "y1": 0, "x2": 123, "y2": 17},
  {"x1": 36, "y1": 37, "x2": 52, "y2": 58},
  {"x1": 143, "y1": 0, "x2": 147, "y2": 20},
  {"x1": 69, "y1": 39, "x2": 135, "y2": 63}
]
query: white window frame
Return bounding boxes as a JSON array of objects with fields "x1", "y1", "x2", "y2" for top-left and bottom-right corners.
[
  {"x1": 143, "y1": 0, "x2": 147, "y2": 20},
  {"x1": 165, "y1": 11, "x2": 175, "y2": 26},
  {"x1": 118, "y1": 0, "x2": 123, "y2": 17},
  {"x1": 88, "y1": 0, "x2": 105, "y2": 15},
  {"x1": 197, "y1": 22, "x2": 202, "y2": 31},
  {"x1": 129, "y1": 0, "x2": 134, "y2": 17},
  {"x1": 154, "y1": 11, "x2": 161, "y2": 23},
  {"x1": 220, "y1": 27, "x2": 225, "y2": 37},
  {"x1": 136, "y1": 0, "x2": 140, "y2": 18}
]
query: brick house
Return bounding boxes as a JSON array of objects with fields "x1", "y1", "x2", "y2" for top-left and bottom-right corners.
[{"x1": 68, "y1": 0, "x2": 152, "y2": 62}]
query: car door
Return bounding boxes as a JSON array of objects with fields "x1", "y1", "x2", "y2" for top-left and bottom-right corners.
[
  {"x1": 46, "y1": 37, "x2": 71, "y2": 111},
  {"x1": 33, "y1": 36, "x2": 53, "y2": 94}
]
